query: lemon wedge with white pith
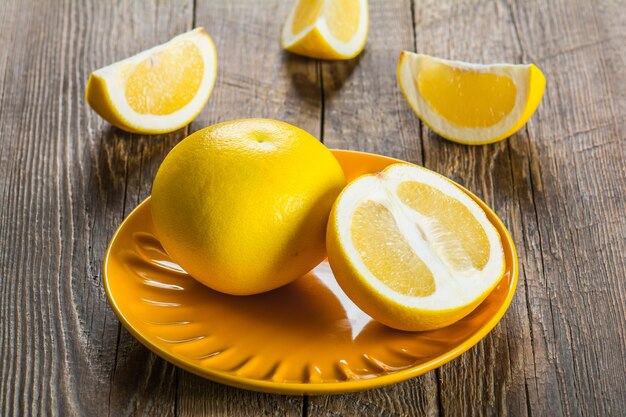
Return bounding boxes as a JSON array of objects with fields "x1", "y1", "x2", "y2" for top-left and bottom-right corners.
[
  {"x1": 397, "y1": 51, "x2": 546, "y2": 145},
  {"x1": 326, "y1": 163, "x2": 506, "y2": 331},
  {"x1": 281, "y1": 0, "x2": 368, "y2": 60},
  {"x1": 86, "y1": 28, "x2": 217, "y2": 134}
]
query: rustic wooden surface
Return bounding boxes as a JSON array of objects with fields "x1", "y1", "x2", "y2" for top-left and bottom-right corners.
[{"x1": 1, "y1": 0, "x2": 624, "y2": 415}]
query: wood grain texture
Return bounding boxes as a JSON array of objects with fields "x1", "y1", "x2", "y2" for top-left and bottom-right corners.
[
  {"x1": 194, "y1": 0, "x2": 322, "y2": 137},
  {"x1": 412, "y1": 1, "x2": 534, "y2": 416},
  {"x1": 176, "y1": 0, "x2": 315, "y2": 414},
  {"x1": 411, "y1": 1, "x2": 626, "y2": 416},
  {"x1": 1, "y1": 0, "x2": 625, "y2": 416},
  {"x1": 309, "y1": 1, "x2": 437, "y2": 416},
  {"x1": 321, "y1": 0, "x2": 423, "y2": 162},
  {"x1": 507, "y1": 1, "x2": 626, "y2": 416},
  {"x1": 0, "y1": 1, "x2": 194, "y2": 416}
]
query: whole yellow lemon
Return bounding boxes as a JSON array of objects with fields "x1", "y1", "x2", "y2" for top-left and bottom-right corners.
[{"x1": 151, "y1": 119, "x2": 346, "y2": 295}]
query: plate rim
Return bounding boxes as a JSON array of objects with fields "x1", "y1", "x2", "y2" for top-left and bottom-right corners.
[{"x1": 102, "y1": 149, "x2": 519, "y2": 395}]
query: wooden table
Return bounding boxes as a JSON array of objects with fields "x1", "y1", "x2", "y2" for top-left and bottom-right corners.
[{"x1": 1, "y1": 0, "x2": 625, "y2": 415}]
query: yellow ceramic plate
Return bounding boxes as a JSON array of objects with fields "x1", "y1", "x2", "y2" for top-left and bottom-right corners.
[{"x1": 103, "y1": 150, "x2": 518, "y2": 395}]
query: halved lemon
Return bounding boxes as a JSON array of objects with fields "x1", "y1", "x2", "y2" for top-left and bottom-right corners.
[
  {"x1": 86, "y1": 28, "x2": 217, "y2": 134},
  {"x1": 397, "y1": 51, "x2": 545, "y2": 145},
  {"x1": 326, "y1": 163, "x2": 506, "y2": 331},
  {"x1": 281, "y1": 0, "x2": 369, "y2": 60}
]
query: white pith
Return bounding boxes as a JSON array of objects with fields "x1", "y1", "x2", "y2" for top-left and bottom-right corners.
[
  {"x1": 398, "y1": 52, "x2": 531, "y2": 142},
  {"x1": 335, "y1": 164, "x2": 505, "y2": 311},
  {"x1": 93, "y1": 28, "x2": 217, "y2": 132},
  {"x1": 281, "y1": 0, "x2": 368, "y2": 57}
]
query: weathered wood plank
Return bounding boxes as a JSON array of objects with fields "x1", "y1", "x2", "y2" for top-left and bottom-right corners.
[
  {"x1": 80, "y1": 2, "x2": 197, "y2": 415},
  {"x1": 177, "y1": 373, "x2": 303, "y2": 417},
  {"x1": 174, "y1": 1, "x2": 319, "y2": 415},
  {"x1": 0, "y1": 0, "x2": 193, "y2": 416},
  {"x1": 410, "y1": 1, "x2": 534, "y2": 416},
  {"x1": 194, "y1": 0, "x2": 322, "y2": 137},
  {"x1": 322, "y1": 0, "x2": 423, "y2": 162},
  {"x1": 310, "y1": 1, "x2": 438, "y2": 416},
  {"x1": 507, "y1": 0, "x2": 626, "y2": 415},
  {"x1": 412, "y1": 0, "x2": 626, "y2": 416},
  {"x1": 1, "y1": 0, "x2": 625, "y2": 416}
]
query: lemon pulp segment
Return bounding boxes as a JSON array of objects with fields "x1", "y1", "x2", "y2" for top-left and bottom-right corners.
[
  {"x1": 291, "y1": 0, "x2": 323, "y2": 34},
  {"x1": 397, "y1": 181, "x2": 490, "y2": 271},
  {"x1": 282, "y1": 0, "x2": 368, "y2": 60},
  {"x1": 125, "y1": 40, "x2": 204, "y2": 115},
  {"x1": 327, "y1": 163, "x2": 507, "y2": 331},
  {"x1": 327, "y1": 0, "x2": 361, "y2": 42},
  {"x1": 416, "y1": 59, "x2": 517, "y2": 128},
  {"x1": 351, "y1": 200, "x2": 435, "y2": 297}
]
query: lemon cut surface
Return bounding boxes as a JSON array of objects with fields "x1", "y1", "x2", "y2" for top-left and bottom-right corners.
[
  {"x1": 281, "y1": 0, "x2": 369, "y2": 60},
  {"x1": 327, "y1": 163, "x2": 505, "y2": 331},
  {"x1": 86, "y1": 28, "x2": 217, "y2": 134},
  {"x1": 398, "y1": 52, "x2": 545, "y2": 144}
]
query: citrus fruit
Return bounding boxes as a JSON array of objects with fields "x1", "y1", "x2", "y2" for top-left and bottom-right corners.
[
  {"x1": 86, "y1": 28, "x2": 217, "y2": 134},
  {"x1": 151, "y1": 119, "x2": 346, "y2": 295},
  {"x1": 281, "y1": 0, "x2": 369, "y2": 60},
  {"x1": 326, "y1": 163, "x2": 505, "y2": 331},
  {"x1": 397, "y1": 51, "x2": 546, "y2": 145}
]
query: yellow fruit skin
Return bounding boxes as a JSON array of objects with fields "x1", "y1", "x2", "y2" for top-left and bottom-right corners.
[
  {"x1": 397, "y1": 52, "x2": 546, "y2": 145},
  {"x1": 85, "y1": 69, "x2": 214, "y2": 135},
  {"x1": 151, "y1": 119, "x2": 346, "y2": 295},
  {"x1": 282, "y1": 26, "x2": 367, "y2": 60},
  {"x1": 85, "y1": 73, "x2": 143, "y2": 133},
  {"x1": 325, "y1": 175, "x2": 504, "y2": 331},
  {"x1": 85, "y1": 28, "x2": 217, "y2": 135},
  {"x1": 497, "y1": 64, "x2": 546, "y2": 142}
]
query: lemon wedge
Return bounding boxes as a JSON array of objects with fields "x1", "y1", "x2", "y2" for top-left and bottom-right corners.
[
  {"x1": 397, "y1": 51, "x2": 545, "y2": 145},
  {"x1": 86, "y1": 28, "x2": 217, "y2": 134},
  {"x1": 281, "y1": 0, "x2": 369, "y2": 60},
  {"x1": 326, "y1": 163, "x2": 506, "y2": 331}
]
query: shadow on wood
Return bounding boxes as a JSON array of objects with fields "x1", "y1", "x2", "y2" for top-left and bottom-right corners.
[
  {"x1": 284, "y1": 51, "x2": 363, "y2": 103},
  {"x1": 284, "y1": 52, "x2": 322, "y2": 105},
  {"x1": 89, "y1": 124, "x2": 185, "y2": 206},
  {"x1": 321, "y1": 51, "x2": 364, "y2": 99}
]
